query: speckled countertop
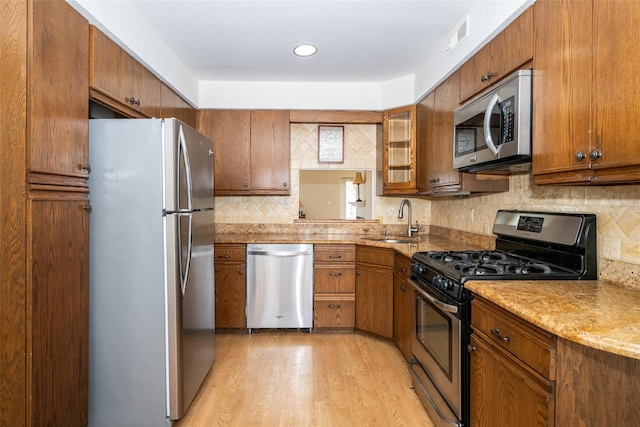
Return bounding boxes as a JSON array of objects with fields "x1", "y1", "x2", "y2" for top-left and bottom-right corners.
[
  {"x1": 214, "y1": 232, "x2": 640, "y2": 360},
  {"x1": 465, "y1": 280, "x2": 640, "y2": 360}
]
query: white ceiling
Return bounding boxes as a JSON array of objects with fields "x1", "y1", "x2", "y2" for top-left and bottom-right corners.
[{"x1": 127, "y1": 0, "x2": 477, "y2": 83}]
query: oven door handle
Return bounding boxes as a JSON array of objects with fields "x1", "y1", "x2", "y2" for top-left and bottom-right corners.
[{"x1": 408, "y1": 278, "x2": 459, "y2": 314}]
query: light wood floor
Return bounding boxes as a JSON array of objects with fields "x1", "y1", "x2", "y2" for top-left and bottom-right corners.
[{"x1": 176, "y1": 331, "x2": 435, "y2": 426}]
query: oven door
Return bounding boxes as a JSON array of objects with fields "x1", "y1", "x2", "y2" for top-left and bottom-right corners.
[{"x1": 408, "y1": 277, "x2": 463, "y2": 427}]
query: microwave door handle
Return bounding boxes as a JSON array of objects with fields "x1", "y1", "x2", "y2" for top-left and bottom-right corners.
[{"x1": 483, "y1": 93, "x2": 501, "y2": 156}]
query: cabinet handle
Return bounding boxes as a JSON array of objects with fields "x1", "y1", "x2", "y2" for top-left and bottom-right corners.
[
  {"x1": 81, "y1": 163, "x2": 92, "y2": 174},
  {"x1": 467, "y1": 344, "x2": 476, "y2": 353},
  {"x1": 83, "y1": 203, "x2": 92, "y2": 213},
  {"x1": 283, "y1": 182, "x2": 288, "y2": 187},
  {"x1": 217, "y1": 254, "x2": 231, "y2": 259},
  {"x1": 490, "y1": 328, "x2": 511, "y2": 343},
  {"x1": 329, "y1": 272, "x2": 342, "y2": 277},
  {"x1": 328, "y1": 304, "x2": 341, "y2": 309},
  {"x1": 400, "y1": 267, "x2": 407, "y2": 272},
  {"x1": 589, "y1": 149, "x2": 602, "y2": 161},
  {"x1": 328, "y1": 255, "x2": 342, "y2": 259},
  {"x1": 127, "y1": 97, "x2": 140, "y2": 106},
  {"x1": 575, "y1": 151, "x2": 587, "y2": 161}
]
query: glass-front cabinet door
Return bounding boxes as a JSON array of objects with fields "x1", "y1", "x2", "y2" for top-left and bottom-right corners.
[{"x1": 381, "y1": 105, "x2": 416, "y2": 195}]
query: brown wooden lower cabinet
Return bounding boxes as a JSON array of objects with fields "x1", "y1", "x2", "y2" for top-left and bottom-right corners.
[
  {"x1": 214, "y1": 244, "x2": 246, "y2": 330},
  {"x1": 29, "y1": 190, "x2": 90, "y2": 427},
  {"x1": 313, "y1": 245, "x2": 356, "y2": 330},
  {"x1": 393, "y1": 253, "x2": 413, "y2": 361},
  {"x1": 355, "y1": 246, "x2": 394, "y2": 339}
]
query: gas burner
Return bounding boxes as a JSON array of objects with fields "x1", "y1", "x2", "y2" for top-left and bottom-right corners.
[
  {"x1": 426, "y1": 251, "x2": 470, "y2": 263},
  {"x1": 456, "y1": 263, "x2": 505, "y2": 275},
  {"x1": 467, "y1": 251, "x2": 508, "y2": 263},
  {"x1": 503, "y1": 262, "x2": 552, "y2": 275}
]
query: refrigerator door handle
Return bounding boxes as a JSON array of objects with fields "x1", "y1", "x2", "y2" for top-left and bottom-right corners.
[
  {"x1": 178, "y1": 212, "x2": 194, "y2": 296},
  {"x1": 178, "y1": 124, "x2": 193, "y2": 211}
]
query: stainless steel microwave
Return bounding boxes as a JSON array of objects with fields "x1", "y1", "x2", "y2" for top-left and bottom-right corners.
[{"x1": 453, "y1": 69, "x2": 532, "y2": 173}]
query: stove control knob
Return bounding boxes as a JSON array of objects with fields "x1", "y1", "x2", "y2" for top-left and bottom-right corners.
[{"x1": 412, "y1": 264, "x2": 426, "y2": 275}]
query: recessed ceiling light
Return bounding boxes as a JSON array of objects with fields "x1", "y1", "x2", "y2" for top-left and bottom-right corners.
[{"x1": 293, "y1": 44, "x2": 317, "y2": 57}]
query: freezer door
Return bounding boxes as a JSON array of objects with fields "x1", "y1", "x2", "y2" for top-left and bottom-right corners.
[
  {"x1": 165, "y1": 210, "x2": 215, "y2": 420},
  {"x1": 164, "y1": 118, "x2": 214, "y2": 212}
]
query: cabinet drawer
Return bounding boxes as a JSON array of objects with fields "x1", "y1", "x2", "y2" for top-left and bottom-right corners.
[
  {"x1": 472, "y1": 296, "x2": 556, "y2": 379},
  {"x1": 356, "y1": 246, "x2": 394, "y2": 267},
  {"x1": 314, "y1": 244, "x2": 355, "y2": 263},
  {"x1": 314, "y1": 294, "x2": 355, "y2": 329},
  {"x1": 394, "y1": 253, "x2": 412, "y2": 277},
  {"x1": 314, "y1": 265, "x2": 355, "y2": 293},
  {"x1": 214, "y1": 244, "x2": 246, "y2": 262}
]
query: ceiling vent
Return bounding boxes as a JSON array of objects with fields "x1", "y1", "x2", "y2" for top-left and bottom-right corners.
[{"x1": 447, "y1": 15, "x2": 469, "y2": 53}]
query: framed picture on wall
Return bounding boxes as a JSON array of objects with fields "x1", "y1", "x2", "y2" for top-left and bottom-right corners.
[{"x1": 318, "y1": 125, "x2": 344, "y2": 164}]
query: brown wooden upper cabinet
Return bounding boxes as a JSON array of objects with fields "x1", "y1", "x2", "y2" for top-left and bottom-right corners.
[
  {"x1": 532, "y1": 0, "x2": 640, "y2": 185},
  {"x1": 28, "y1": 0, "x2": 89, "y2": 186},
  {"x1": 380, "y1": 105, "x2": 417, "y2": 195},
  {"x1": 459, "y1": 6, "x2": 533, "y2": 102},
  {"x1": 199, "y1": 109, "x2": 291, "y2": 196},
  {"x1": 89, "y1": 26, "x2": 161, "y2": 119},
  {"x1": 159, "y1": 82, "x2": 197, "y2": 128}
]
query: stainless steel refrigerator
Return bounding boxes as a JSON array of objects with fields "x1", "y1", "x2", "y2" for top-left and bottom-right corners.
[{"x1": 88, "y1": 118, "x2": 215, "y2": 426}]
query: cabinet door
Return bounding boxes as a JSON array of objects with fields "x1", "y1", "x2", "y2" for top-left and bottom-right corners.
[
  {"x1": 199, "y1": 110, "x2": 252, "y2": 195},
  {"x1": 459, "y1": 43, "x2": 492, "y2": 102},
  {"x1": 432, "y1": 72, "x2": 461, "y2": 188},
  {"x1": 160, "y1": 82, "x2": 197, "y2": 128},
  {"x1": 29, "y1": 192, "x2": 89, "y2": 426},
  {"x1": 591, "y1": 1, "x2": 640, "y2": 178},
  {"x1": 490, "y1": 6, "x2": 533, "y2": 85},
  {"x1": 131, "y1": 62, "x2": 161, "y2": 119},
  {"x1": 355, "y1": 263, "x2": 393, "y2": 339},
  {"x1": 214, "y1": 263, "x2": 247, "y2": 329},
  {"x1": 532, "y1": 0, "x2": 593, "y2": 183},
  {"x1": 416, "y1": 91, "x2": 435, "y2": 193},
  {"x1": 250, "y1": 110, "x2": 291, "y2": 195},
  {"x1": 29, "y1": 0, "x2": 88, "y2": 183},
  {"x1": 382, "y1": 105, "x2": 417, "y2": 194},
  {"x1": 393, "y1": 257, "x2": 413, "y2": 361},
  {"x1": 470, "y1": 333, "x2": 554, "y2": 427}
]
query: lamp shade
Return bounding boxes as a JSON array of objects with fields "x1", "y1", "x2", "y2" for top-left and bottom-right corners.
[{"x1": 353, "y1": 172, "x2": 365, "y2": 185}]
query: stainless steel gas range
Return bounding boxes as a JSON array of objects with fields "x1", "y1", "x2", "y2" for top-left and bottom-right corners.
[{"x1": 408, "y1": 210, "x2": 597, "y2": 427}]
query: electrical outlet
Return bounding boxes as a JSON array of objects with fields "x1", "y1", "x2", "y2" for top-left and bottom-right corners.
[
  {"x1": 468, "y1": 208, "x2": 474, "y2": 224},
  {"x1": 281, "y1": 197, "x2": 290, "y2": 209}
]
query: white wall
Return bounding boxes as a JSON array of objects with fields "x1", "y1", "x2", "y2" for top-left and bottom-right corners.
[{"x1": 70, "y1": 0, "x2": 532, "y2": 110}]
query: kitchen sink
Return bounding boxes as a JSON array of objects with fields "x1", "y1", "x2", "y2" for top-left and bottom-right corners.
[{"x1": 363, "y1": 236, "x2": 423, "y2": 244}]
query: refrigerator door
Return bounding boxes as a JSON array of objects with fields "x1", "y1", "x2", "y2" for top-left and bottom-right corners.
[
  {"x1": 165, "y1": 209, "x2": 215, "y2": 420},
  {"x1": 164, "y1": 118, "x2": 214, "y2": 213}
]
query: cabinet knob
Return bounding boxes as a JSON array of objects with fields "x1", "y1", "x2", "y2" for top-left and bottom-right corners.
[
  {"x1": 575, "y1": 151, "x2": 587, "y2": 161},
  {"x1": 467, "y1": 344, "x2": 476, "y2": 353},
  {"x1": 127, "y1": 97, "x2": 141, "y2": 106},
  {"x1": 283, "y1": 182, "x2": 288, "y2": 188},
  {"x1": 243, "y1": 182, "x2": 249, "y2": 188},
  {"x1": 238, "y1": 269, "x2": 244, "y2": 275},
  {"x1": 81, "y1": 163, "x2": 92, "y2": 174},
  {"x1": 356, "y1": 271, "x2": 361, "y2": 276},
  {"x1": 400, "y1": 285, "x2": 407, "y2": 291},
  {"x1": 83, "y1": 203, "x2": 92, "y2": 213},
  {"x1": 589, "y1": 149, "x2": 602, "y2": 161}
]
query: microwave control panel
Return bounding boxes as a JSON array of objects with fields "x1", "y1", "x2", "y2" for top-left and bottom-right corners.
[{"x1": 500, "y1": 96, "x2": 515, "y2": 145}]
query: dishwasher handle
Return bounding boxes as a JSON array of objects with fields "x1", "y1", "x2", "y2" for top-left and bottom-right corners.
[{"x1": 247, "y1": 249, "x2": 312, "y2": 257}]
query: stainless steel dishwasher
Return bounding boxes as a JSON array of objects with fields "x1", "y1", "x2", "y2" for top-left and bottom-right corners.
[{"x1": 246, "y1": 243, "x2": 314, "y2": 332}]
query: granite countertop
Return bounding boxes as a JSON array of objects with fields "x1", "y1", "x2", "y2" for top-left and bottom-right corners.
[
  {"x1": 214, "y1": 232, "x2": 640, "y2": 360},
  {"x1": 213, "y1": 232, "x2": 483, "y2": 259},
  {"x1": 465, "y1": 279, "x2": 640, "y2": 360}
]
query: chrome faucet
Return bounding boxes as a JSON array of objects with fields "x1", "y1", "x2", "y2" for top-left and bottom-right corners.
[{"x1": 397, "y1": 199, "x2": 419, "y2": 237}]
